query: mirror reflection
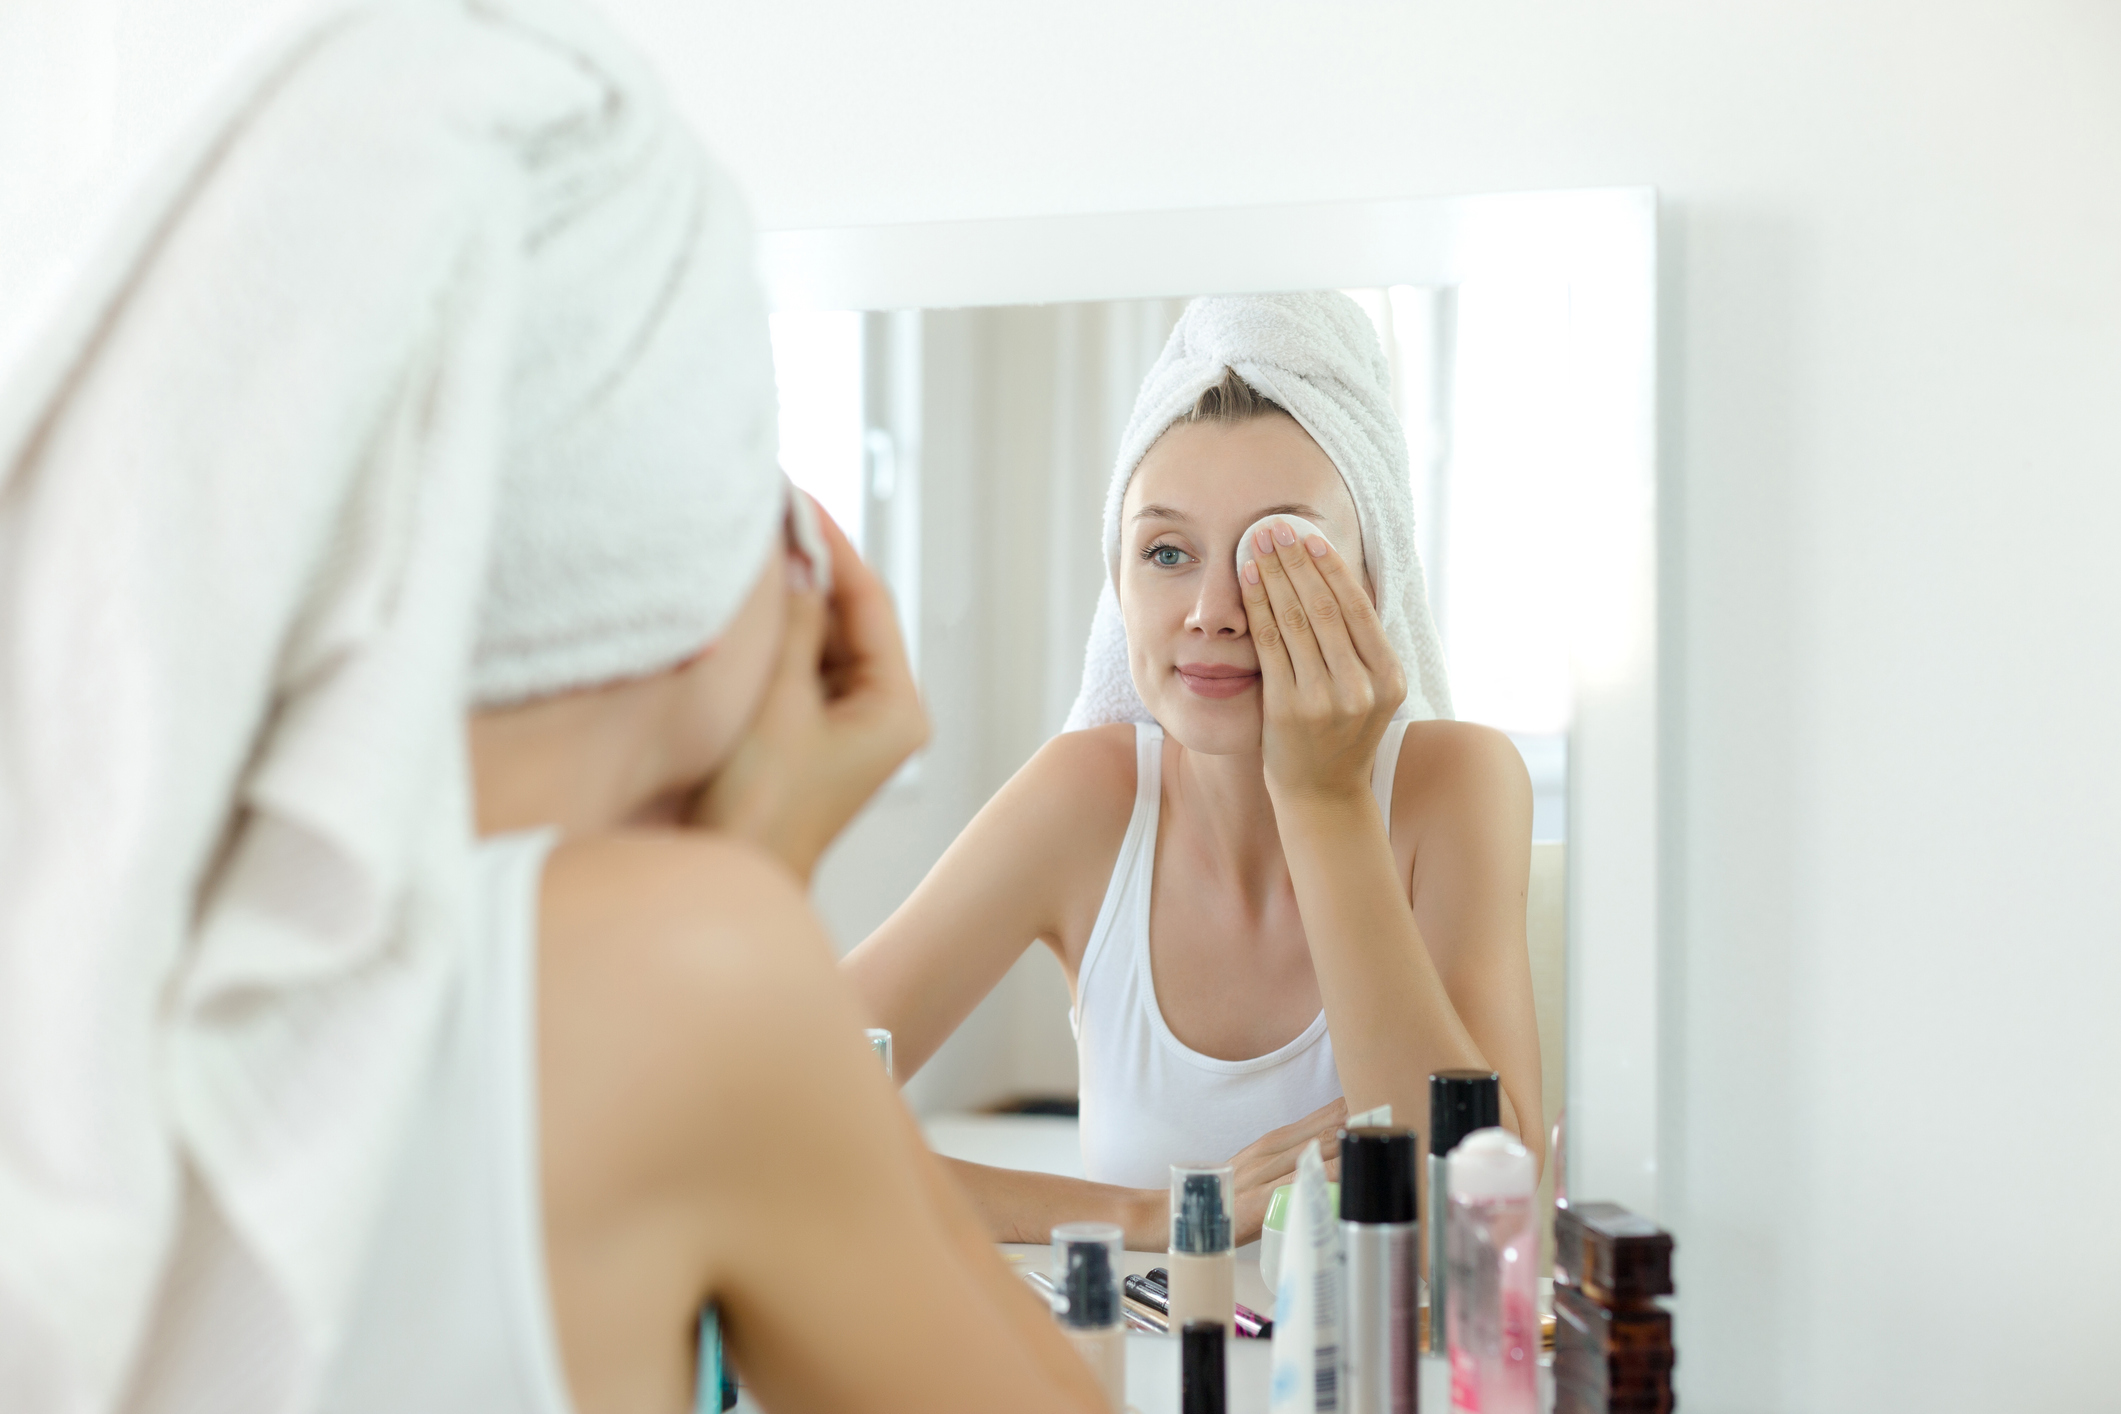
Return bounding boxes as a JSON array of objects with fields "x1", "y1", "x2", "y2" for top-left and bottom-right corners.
[{"x1": 773, "y1": 289, "x2": 1573, "y2": 1249}]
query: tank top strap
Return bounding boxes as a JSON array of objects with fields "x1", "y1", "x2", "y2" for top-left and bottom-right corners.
[
  {"x1": 1370, "y1": 718, "x2": 1413, "y2": 838},
  {"x1": 1071, "y1": 723, "x2": 1163, "y2": 1036}
]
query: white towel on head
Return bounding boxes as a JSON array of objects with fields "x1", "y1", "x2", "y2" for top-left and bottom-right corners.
[
  {"x1": 1062, "y1": 291, "x2": 1452, "y2": 733},
  {"x1": 0, "y1": 3, "x2": 781, "y2": 1409}
]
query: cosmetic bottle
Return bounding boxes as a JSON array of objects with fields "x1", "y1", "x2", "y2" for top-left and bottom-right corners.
[
  {"x1": 1269, "y1": 1139, "x2": 1342, "y2": 1414},
  {"x1": 1184, "y1": 1319, "x2": 1228, "y2": 1414},
  {"x1": 1339, "y1": 1125, "x2": 1420, "y2": 1414},
  {"x1": 1551, "y1": 1202, "x2": 1676, "y2": 1414},
  {"x1": 1168, "y1": 1164, "x2": 1236, "y2": 1336},
  {"x1": 1052, "y1": 1222, "x2": 1126, "y2": 1411},
  {"x1": 864, "y1": 1027, "x2": 893, "y2": 1078},
  {"x1": 1445, "y1": 1129, "x2": 1537, "y2": 1414},
  {"x1": 1426, "y1": 1069, "x2": 1499, "y2": 1354}
]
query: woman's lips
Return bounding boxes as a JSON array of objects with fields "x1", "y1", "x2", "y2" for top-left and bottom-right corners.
[{"x1": 1176, "y1": 664, "x2": 1260, "y2": 699}]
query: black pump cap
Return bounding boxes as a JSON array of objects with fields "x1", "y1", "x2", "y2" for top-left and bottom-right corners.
[
  {"x1": 1338, "y1": 1126, "x2": 1418, "y2": 1224},
  {"x1": 1060, "y1": 1240, "x2": 1118, "y2": 1328},
  {"x1": 1172, "y1": 1171, "x2": 1233, "y2": 1253},
  {"x1": 1430, "y1": 1069, "x2": 1500, "y2": 1157},
  {"x1": 1182, "y1": 1321, "x2": 1227, "y2": 1414}
]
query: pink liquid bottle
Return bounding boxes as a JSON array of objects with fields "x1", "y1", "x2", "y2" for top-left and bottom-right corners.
[{"x1": 1444, "y1": 1129, "x2": 1537, "y2": 1414}]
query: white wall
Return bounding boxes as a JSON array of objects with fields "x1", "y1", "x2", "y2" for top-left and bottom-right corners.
[
  {"x1": 7, "y1": 3, "x2": 2118, "y2": 1410},
  {"x1": 632, "y1": 9, "x2": 2121, "y2": 1410}
]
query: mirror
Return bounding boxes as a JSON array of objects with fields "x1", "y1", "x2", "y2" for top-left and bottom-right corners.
[{"x1": 762, "y1": 189, "x2": 1659, "y2": 1218}]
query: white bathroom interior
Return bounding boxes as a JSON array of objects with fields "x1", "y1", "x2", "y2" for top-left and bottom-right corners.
[{"x1": 3, "y1": 3, "x2": 2114, "y2": 1411}]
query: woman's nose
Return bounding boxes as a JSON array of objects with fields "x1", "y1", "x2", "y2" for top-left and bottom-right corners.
[{"x1": 1188, "y1": 559, "x2": 1248, "y2": 637}]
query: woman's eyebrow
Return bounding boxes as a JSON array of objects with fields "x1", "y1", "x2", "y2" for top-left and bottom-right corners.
[
  {"x1": 1246, "y1": 502, "x2": 1328, "y2": 524},
  {"x1": 1130, "y1": 501, "x2": 1328, "y2": 526}
]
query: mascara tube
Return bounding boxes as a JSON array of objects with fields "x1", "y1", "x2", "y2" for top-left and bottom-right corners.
[{"x1": 1341, "y1": 1125, "x2": 1420, "y2": 1414}]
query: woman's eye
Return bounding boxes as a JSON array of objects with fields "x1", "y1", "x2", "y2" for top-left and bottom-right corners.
[{"x1": 1142, "y1": 543, "x2": 1189, "y2": 567}]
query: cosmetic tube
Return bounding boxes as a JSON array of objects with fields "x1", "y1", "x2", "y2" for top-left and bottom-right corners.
[
  {"x1": 864, "y1": 1027, "x2": 892, "y2": 1079},
  {"x1": 1445, "y1": 1130, "x2": 1537, "y2": 1414},
  {"x1": 1426, "y1": 1070, "x2": 1498, "y2": 1354},
  {"x1": 1168, "y1": 1164, "x2": 1236, "y2": 1337},
  {"x1": 1339, "y1": 1126, "x2": 1420, "y2": 1414},
  {"x1": 1052, "y1": 1222, "x2": 1126, "y2": 1412},
  {"x1": 1269, "y1": 1139, "x2": 1343, "y2": 1414},
  {"x1": 1184, "y1": 1320, "x2": 1228, "y2": 1414}
]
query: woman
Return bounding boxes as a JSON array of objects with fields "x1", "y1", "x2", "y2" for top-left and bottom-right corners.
[
  {"x1": 0, "y1": 4, "x2": 1101, "y2": 1412},
  {"x1": 844, "y1": 293, "x2": 1544, "y2": 1246}
]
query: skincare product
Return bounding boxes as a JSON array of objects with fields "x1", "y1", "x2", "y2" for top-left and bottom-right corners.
[
  {"x1": 1339, "y1": 1125, "x2": 1420, "y2": 1414},
  {"x1": 865, "y1": 1027, "x2": 893, "y2": 1078},
  {"x1": 1052, "y1": 1221, "x2": 1127, "y2": 1412},
  {"x1": 1183, "y1": 1320, "x2": 1229, "y2": 1414},
  {"x1": 1168, "y1": 1164, "x2": 1236, "y2": 1336},
  {"x1": 1269, "y1": 1139, "x2": 1344, "y2": 1414},
  {"x1": 1551, "y1": 1207, "x2": 1677, "y2": 1414},
  {"x1": 1445, "y1": 1129, "x2": 1538, "y2": 1414},
  {"x1": 1426, "y1": 1069, "x2": 1499, "y2": 1354},
  {"x1": 1262, "y1": 1179, "x2": 1338, "y2": 1295}
]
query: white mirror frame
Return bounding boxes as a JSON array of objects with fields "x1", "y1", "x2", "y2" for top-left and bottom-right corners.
[{"x1": 761, "y1": 187, "x2": 1662, "y2": 1217}]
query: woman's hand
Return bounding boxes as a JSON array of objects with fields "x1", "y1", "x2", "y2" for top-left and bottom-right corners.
[
  {"x1": 1225, "y1": 1096, "x2": 1348, "y2": 1245},
  {"x1": 691, "y1": 502, "x2": 928, "y2": 881},
  {"x1": 1239, "y1": 520, "x2": 1406, "y2": 806}
]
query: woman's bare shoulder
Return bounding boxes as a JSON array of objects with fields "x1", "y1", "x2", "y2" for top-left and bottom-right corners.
[
  {"x1": 1392, "y1": 719, "x2": 1532, "y2": 836},
  {"x1": 1024, "y1": 723, "x2": 1138, "y2": 797},
  {"x1": 1002, "y1": 723, "x2": 1139, "y2": 839}
]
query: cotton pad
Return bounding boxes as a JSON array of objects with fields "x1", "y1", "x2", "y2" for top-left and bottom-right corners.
[{"x1": 1234, "y1": 513, "x2": 1334, "y2": 578}]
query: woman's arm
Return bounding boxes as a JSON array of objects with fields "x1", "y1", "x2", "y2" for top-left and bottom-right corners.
[
  {"x1": 539, "y1": 833, "x2": 1108, "y2": 1414},
  {"x1": 838, "y1": 727, "x2": 1133, "y2": 1081},
  {"x1": 842, "y1": 730, "x2": 1352, "y2": 1245},
  {"x1": 1239, "y1": 523, "x2": 1544, "y2": 1169}
]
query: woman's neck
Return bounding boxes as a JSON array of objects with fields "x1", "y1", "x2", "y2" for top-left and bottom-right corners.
[
  {"x1": 1162, "y1": 736, "x2": 1291, "y2": 907},
  {"x1": 467, "y1": 676, "x2": 686, "y2": 838}
]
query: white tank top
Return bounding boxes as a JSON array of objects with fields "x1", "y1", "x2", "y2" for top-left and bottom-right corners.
[{"x1": 1072, "y1": 719, "x2": 1413, "y2": 1189}]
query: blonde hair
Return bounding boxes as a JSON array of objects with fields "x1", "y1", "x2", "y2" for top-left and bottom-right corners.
[{"x1": 1179, "y1": 367, "x2": 1288, "y2": 425}]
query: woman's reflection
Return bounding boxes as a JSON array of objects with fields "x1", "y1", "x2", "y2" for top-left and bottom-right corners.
[{"x1": 843, "y1": 292, "x2": 1542, "y2": 1246}]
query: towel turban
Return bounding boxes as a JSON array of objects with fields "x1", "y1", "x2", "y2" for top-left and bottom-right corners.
[
  {"x1": 1063, "y1": 291, "x2": 1453, "y2": 732},
  {"x1": 0, "y1": 2, "x2": 784, "y2": 1407}
]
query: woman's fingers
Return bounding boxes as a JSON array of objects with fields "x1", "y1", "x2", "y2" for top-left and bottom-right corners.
[
  {"x1": 1244, "y1": 522, "x2": 1332, "y2": 695},
  {"x1": 1269, "y1": 525, "x2": 1368, "y2": 687},
  {"x1": 1224, "y1": 1097, "x2": 1352, "y2": 1240},
  {"x1": 1239, "y1": 535, "x2": 1301, "y2": 696},
  {"x1": 813, "y1": 499, "x2": 912, "y2": 705},
  {"x1": 1300, "y1": 531, "x2": 1399, "y2": 685}
]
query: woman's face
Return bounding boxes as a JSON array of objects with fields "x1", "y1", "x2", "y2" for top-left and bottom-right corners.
[{"x1": 1119, "y1": 413, "x2": 1368, "y2": 756}]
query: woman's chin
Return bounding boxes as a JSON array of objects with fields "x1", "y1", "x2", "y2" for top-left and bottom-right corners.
[{"x1": 1147, "y1": 693, "x2": 1263, "y2": 757}]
